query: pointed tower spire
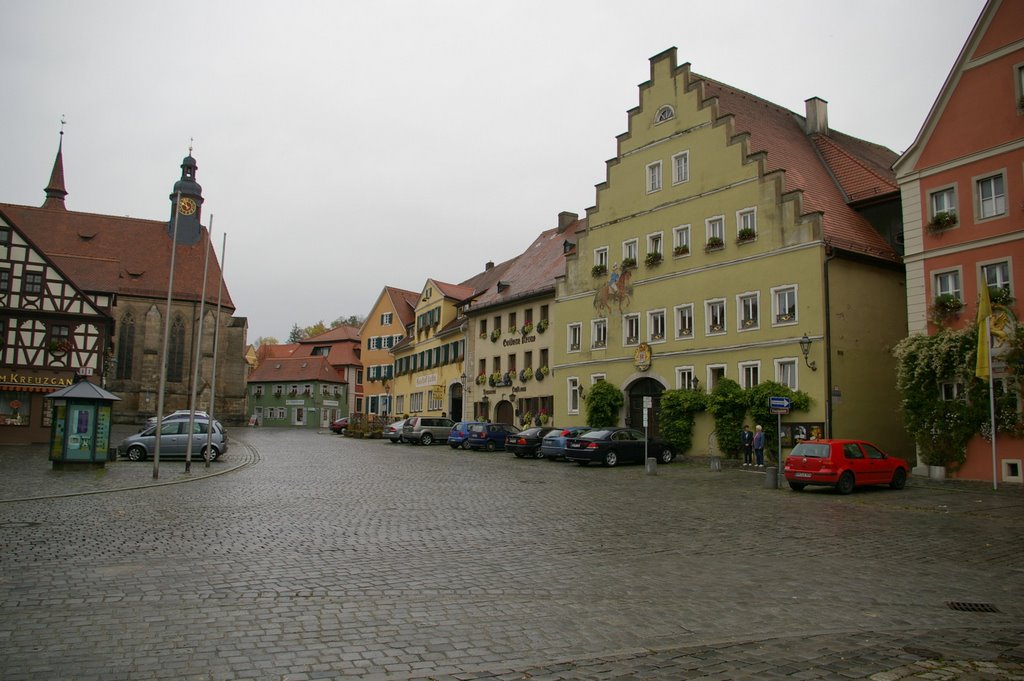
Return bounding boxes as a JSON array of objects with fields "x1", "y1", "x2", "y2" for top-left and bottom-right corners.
[
  {"x1": 168, "y1": 141, "x2": 204, "y2": 245},
  {"x1": 42, "y1": 116, "x2": 68, "y2": 210}
]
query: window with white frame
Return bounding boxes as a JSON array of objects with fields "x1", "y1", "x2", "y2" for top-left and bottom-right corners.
[
  {"x1": 273, "y1": 385, "x2": 283, "y2": 397},
  {"x1": 707, "y1": 365, "x2": 726, "y2": 390},
  {"x1": 254, "y1": 385, "x2": 264, "y2": 397},
  {"x1": 737, "y1": 208, "x2": 757, "y2": 239},
  {"x1": 395, "y1": 395, "x2": 405, "y2": 414},
  {"x1": 568, "y1": 323, "x2": 582, "y2": 352},
  {"x1": 655, "y1": 105, "x2": 674, "y2": 123},
  {"x1": 739, "y1": 293, "x2": 759, "y2": 330},
  {"x1": 591, "y1": 374, "x2": 606, "y2": 385},
  {"x1": 706, "y1": 216, "x2": 725, "y2": 245},
  {"x1": 591, "y1": 318, "x2": 608, "y2": 348},
  {"x1": 675, "y1": 304, "x2": 694, "y2": 338},
  {"x1": 982, "y1": 261, "x2": 1011, "y2": 293},
  {"x1": 977, "y1": 173, "x2": 1006, "y2": 219},
  {"x1": 930, "y1": 186, "x2": 957, "y2": 218},
  {"x1": 673, "y1": 224, "x2": 690, "y2": 256},
  {"x1": 428, "y1": 391, "x2": 443, "y2": 411},
  {"x1": 773, "y1": 286, "x2": 797, "y2": 324},
  {"x1": 646, "y1": 161, "x2": 663, "y2": 193},
  {"x1": 934, "y1": 270, "x2": 962, "y2": 300},
  {"x1": 648, "y1": 309, "x2": 666, "y2": 342},
  {"x1": 623, "y1": 239, "x2": 638, "y2": 264},
  {"x1": 594, "y1": 246, "x2": 608, "y2": 270},
  {"x1": 647, "y1": 232, "x2": 663, "y2": 258},
  {"x1": 676, "y1": 366, "x2": 697, "y2": 390},
  {"x1": 706, "y1": 300, "x2": 726, "y2": 334},
  {"x1": 940, "y1": 381, "x2": 964, "y2": 401},
  {"x1": 381, "y1": 312, "x2": 393, "y2": 325},
  {"x1": 568, "y1": 377, "x2": 580, "y2": 413},
  {"x1": 776, "y1": 358, "x2": 798, "y2": 389},
  {"x1": 623, "y1": 313, "x2": 640, "y2": 346},
  {"x1": 739, "y1": 361, "x2": 760, "y2": 388},
  {"x1": 672, "y1": 150, "x2": 689, "y2": 185},
  {"x1": 410, "y1": 391, "x2": 424, "y2": 412}
]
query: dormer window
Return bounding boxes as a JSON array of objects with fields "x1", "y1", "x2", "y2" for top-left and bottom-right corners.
[{"x1": 655, "y1": 105, "x2": 674, "y2": 123}]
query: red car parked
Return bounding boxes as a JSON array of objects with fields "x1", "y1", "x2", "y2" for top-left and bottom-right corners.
[{"x1": 784, "y1": 439, "x2": 910, "y2": 494}]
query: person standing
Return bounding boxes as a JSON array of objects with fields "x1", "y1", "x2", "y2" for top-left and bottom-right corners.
[
  {"x1": 752, "y1": 425, "x2": 766, "y2": 468},
  {"x1": 741, "y1": 425, "x2": 754, "y2": 467}
]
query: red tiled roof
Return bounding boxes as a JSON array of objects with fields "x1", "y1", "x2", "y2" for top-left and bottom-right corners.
[
  {"x1": 433, "y1": 280, "x2": 476, "y2": 302},
  {"x1": 247, "y1": 355, "x2": 345, "y2": 383},
  {"x1": 459, "y1": 257, "x2": 518, "y2": 298},
  {"x1": 697, "y1": 76, "x2": 898, "y2": 260},
  {"x1": 386, "y1": 286, "x2": 420, "y2": 327},
  {"x1": 0, "y1": 203, "x2": 236, "y2": 308},
  {"x1": 302, "y1": 325, "x2": 360, "y2": 343},
  {"x1": 468, "y1": 222, "x2": 574, "y2": 311}
]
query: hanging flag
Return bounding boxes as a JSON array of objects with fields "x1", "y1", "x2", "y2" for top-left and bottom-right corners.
[{"x1": 975, "y1": 279, "x2": 992, "y2": 379}]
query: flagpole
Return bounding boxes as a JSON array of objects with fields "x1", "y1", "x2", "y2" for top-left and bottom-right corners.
[
  {"x1": 154, "y1": 190, "x2": 182, "y2": 479},
  {"x1": 987, "y1": 315, "x2": 997, "y2": 491},
  {"x1": 205, "y1": 232, "x2": 226, "y2": 468},
  {"x1": 185, "y1": 215, "x2": 213, "y2": 472}
]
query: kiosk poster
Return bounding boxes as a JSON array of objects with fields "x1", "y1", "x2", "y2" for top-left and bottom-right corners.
[{"x1": 779, "y1": 422, "x2": 825, "y2": 448}]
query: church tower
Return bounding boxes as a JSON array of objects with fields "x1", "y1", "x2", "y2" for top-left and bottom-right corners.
[
  {"x1": 42, "y1": 127, "x2": 68, "y2": 210},
  {"x1": 168, "y1": 151, "x2": 204, "y2": 244}
]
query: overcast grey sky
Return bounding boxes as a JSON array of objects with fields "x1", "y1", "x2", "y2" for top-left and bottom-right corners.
[{"x1": 1, "y1": 0, "x2": 986, "y2": 343}]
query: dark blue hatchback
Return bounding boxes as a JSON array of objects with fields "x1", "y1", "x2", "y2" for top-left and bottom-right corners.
[
  {"x1": 467, "y1": 423, "x2": 520, "y2": 451},
  {"x1": 448, "y1": 422, "x2": 486, "y2": 449}
]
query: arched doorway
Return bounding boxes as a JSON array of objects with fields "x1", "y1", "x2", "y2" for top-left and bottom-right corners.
[
  {"x1": 628, "y1": 377, "x2": 665, "y2": 436},
  {"x1": 449, "y1": 383, "x2": 463, "y2": 421},
  {"x1": 495, "y1": 399, "x2": 514, "y2": 425}
]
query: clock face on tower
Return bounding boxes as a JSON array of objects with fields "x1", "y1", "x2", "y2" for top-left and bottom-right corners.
[{"x1": 178, "y1": 197, "x2": 197, "y2": 216}]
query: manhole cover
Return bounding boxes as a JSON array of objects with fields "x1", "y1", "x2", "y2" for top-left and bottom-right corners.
[{"x1": 947, "y1": 601, "x2": 1000, "y2": 613}]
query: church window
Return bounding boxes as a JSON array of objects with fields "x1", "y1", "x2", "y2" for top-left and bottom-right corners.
[
  {"x1": 167, "y1": 315, "x2": 186, "y2": 382},
  {"x1": 116, "y1": 312, "x2": 135, "y2": 380}
]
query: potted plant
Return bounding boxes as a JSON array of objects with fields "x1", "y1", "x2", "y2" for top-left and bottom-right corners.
[
  {"x1": 621, "y1": 257, "x2": 637, "y2": 270},
  {"x1": 48, "y1": 339, "x2": 72, "y2": 354},
  {"x1": 931, "y1": 293, "x2": 964, "y2": 323},
  {"x1": 508, "y1": 325, "x2": 517, "y2": 334},
  {"x1": 644, "y1": 252, "x2": 663, "y2": 267},
  {"x1": 705, "y1": 236, "x2": 724, "y2": 252},
  {"x1": 490, "y1": 329, "x2": 501, "y2": 342},
  {"x1": 591, "y1": 264, "x2": 607, "y2": 277},
  {"x1": 538, "y1": 408, "x2": 549, "y2": 425},
  {"x1": 479, "y1": 331, "x2": 487, "y2": 340},
  {"x1": 673, "y1": 244, "x2": 690, "y2": 256},
  {"x1": 928, "y1": 211, "x2": 958, "y2": 232},
  {"x1": 536, "y1": 319, "x2": 549, "y2": 334},
  {"x1": 476, "y1": 373, "x2": 487, "y2": 385},
  {"x1": 520, "y1": 367, "x2": 533, "y2": 382},
  {"x1": 489, "y1": 372, "x2": 501, "y2": 387},
  {"x1": 989, "y1": 286, "x2": 1016, "y2": 307},
  {"x1": 736, "y1": 227, "x2": 756, "y2": 243},
  {"x1": 520, "y1": 411, "x2": 533, "y2": 426},
  {"x1": 521, "y1": 322, "x2": 534, "y2": 336}
]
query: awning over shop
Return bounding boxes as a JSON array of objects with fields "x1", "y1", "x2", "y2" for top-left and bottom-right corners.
[{"x1": 0, "y1": 385, "x2": 60, "y2": 394}]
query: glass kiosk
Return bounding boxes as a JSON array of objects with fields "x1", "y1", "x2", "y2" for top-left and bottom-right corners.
[{"x1": 45, "y1": 381, "x2": 121, "y2": 469}]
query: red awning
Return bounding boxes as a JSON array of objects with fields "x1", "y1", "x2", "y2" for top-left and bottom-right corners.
[{"x1": 0, "y1": 385, "x2": 59, "y2": 394}]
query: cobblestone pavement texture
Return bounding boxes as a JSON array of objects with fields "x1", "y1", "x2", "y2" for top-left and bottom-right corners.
[{"x1": 0, "y1": 427, "x2": 1022, "y2": 680}]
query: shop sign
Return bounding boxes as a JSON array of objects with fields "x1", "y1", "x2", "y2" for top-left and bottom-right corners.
[
  {"x1": 502, "y1": 335, "x2": 537, "y2": 347},
  {"x1": 0, "y1": 370, "x2": 73, "y2": 387},
  {"x1": 512, "y1": 386, "x2": 529, "y2": 394},
  {"x1": 415, "y1": 373, "x2": 438, "y2": 388}
]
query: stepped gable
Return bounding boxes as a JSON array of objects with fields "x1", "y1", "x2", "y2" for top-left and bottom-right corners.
[
  {"x1": 696, "y1": 76, "x2": 898, "y2": 261},
  {"x1": 0, "y1": 202, "x2": 236, "y2": 307},
  {"x1": 246, "y1": 355, "x2": 344, "y2": 383}
]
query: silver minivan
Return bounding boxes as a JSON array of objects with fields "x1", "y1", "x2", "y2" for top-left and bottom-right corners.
[
  {"x1": 402, "y1": 417, "x2": 455, "y2": 445},
  {"x1": 119, "y1": 418, "x2": 227, "y2": 461}
]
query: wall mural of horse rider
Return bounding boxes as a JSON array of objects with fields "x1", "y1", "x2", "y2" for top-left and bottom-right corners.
[{"x1": 594, "y1": 263, "x2": 634, "y2": 315}]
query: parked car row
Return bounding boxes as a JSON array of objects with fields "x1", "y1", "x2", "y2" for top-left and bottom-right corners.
[{"x1": 371, "y1": 418, "x2": 910, "y2": 492}]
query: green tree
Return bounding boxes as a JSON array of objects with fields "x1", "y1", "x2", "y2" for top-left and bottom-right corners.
[
  {"x1": 254, "y1": 335, "x2": 279, "y2": 347},
  {"x1": 304, "y1": 320, "x2": 328, "y2": 338},
  {"x1": 705, "y1": 378, "x2": 746, "y2": 457},
  {"x1": 659, "y1": 388, "x2": 707, "y2": 454},
  {"x1": 332, "y1": 314, "x2": 365, "y2": 328},
  {"x1": 585, "y1": 380, "x2": 624, "y2": 428},
  {"x1": 287, "y1": 324, "x2": 306, "y2": 343}
]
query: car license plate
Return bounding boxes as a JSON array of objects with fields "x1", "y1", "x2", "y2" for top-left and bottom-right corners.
[{"x1": 794, "y1": 472, "x2": 812, "y2": 478}]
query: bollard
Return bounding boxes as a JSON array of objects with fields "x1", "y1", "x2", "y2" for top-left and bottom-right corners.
[
  {"x1": 710, "y1": 456, "x2": 721, "y2": 472},
  {"x1": 645, "y1": 457, "x2": 658, "y2": 475},
  {"x1": 763, "y1": 466, "x2": 778, "y2": 489}
]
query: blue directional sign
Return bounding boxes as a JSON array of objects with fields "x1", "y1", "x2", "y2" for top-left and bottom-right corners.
[{"x1": 769, "y1": 396, "x2": 791, "y2": 414}]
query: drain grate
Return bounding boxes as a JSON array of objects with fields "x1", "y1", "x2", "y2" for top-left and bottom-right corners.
[{"x1": 947, "y1": 601, "x2": 1001, "y2": 613}]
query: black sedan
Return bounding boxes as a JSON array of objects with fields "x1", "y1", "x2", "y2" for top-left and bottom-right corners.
[
  {"x1": 506, "y1": 427, "x2": 559, "y2": 458},
  {"x1": 564, "y1": 428, "x2": 675, "y2": 466}
]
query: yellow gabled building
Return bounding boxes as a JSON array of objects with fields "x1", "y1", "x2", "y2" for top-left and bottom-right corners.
[
  {"x1": 360, "y1": 285, "x2": 419, "y2": 418},
  {"x1": 390, "y1": 279, "x2": 474, "y2": 420},
  {"x1": 554, "y1": 48, "x2": 912, "y2": 456}
]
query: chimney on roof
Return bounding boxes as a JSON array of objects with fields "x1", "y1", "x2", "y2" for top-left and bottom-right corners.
[
  {"x1": 804, "y1": 97, "x2": 829, "y2": 136},
  {"x1": 485, "y1": 261, "x2": 494, "y2": 270},
  {"x1": 557, "y1": 211, "x2": 578, "y2": 233}
]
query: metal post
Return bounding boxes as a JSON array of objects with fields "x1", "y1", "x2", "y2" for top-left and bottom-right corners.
[
  {"x1": 205, "y1": 232, "x2": 226, "y2": 468},
  {"x1": 153, "y1": 191, "x2": 182, "y2": 479},
  {"x1": 184, "y1": 215, "x2": 212, "y2": 472},
  {"x1": 777, "y1": 412, "x2": 783, "y2": 489}
]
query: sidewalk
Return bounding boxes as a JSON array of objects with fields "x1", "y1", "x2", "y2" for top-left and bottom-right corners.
[{"x1": 0, "y1": 424, "x2": 256, "y2": 502}]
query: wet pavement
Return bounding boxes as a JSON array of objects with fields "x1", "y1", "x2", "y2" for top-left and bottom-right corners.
[{"x1": 0, "y1": 427, "x2": 1022, "y2": 680}]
